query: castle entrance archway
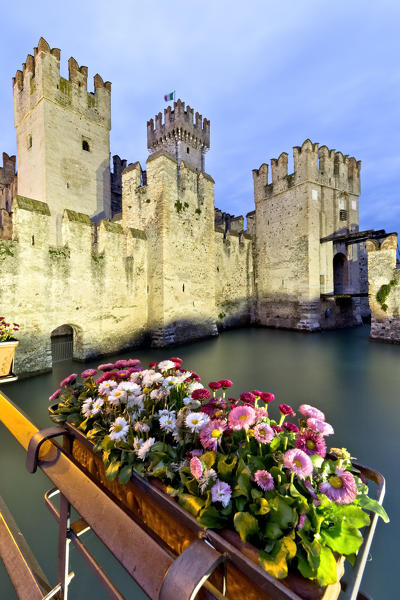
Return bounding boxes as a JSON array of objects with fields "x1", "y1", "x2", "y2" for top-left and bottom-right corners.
[{"x1": 333, "y1": 252, "x2": 348, "y2": 294}]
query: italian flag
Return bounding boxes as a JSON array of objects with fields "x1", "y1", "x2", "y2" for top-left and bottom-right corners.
[{"x1": 164, "y1": 91, "x2": 174, "y2": 101}]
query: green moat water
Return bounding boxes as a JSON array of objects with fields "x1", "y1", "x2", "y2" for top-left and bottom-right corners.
[{"x1": 0, "y1": 326, "x2": 398, "y2": 600}]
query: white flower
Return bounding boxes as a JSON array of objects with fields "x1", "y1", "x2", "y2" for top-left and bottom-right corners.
[
  {"x1": 180, "y1": 371, "x2": 192, "y2": 380},
  {"x1": 199, "y1": 468, "x2": 217, "y2": 493},
  {"x1": 159, "y1": 414, "x2": 177, "y2": 433},
  {"x1": 109, "y1": 417, "x2": 129, "y2": 442},
  {"x1": 158, "y1": 360, "x2": 176, "y2": 372},
  {"x1": 127, "y1": 394, "x2": 144, "y2": 409},
  {"x1": 185, "y1": 412, "x2": 209, "y2": 433},
  {"x1": 118, "y1": 381, "x2": 141, "y2": 394},
  {"x1": 133, "y1": 437, "x2": 144, "y2": 453},
  {"x1": 130, "y1": 372, "x2": 142, "y2": 383},
  {"x1": 142, "y1": 370, "x2": 163, "y2": 387},
  {"x1": 82, "y1": 397, "x2": 95, "y2": 418},
  {"x1": 134, "y1": 422, "x2": 150, "y2": 433},
  {"x1": 98, "y1": 380, "x2": 118, "y2": 395},
  {"x1": 91, "y1": 397, "x2": 104, "y2": 415},
  {"x1": 108, "y1": 388, "x2": 127, "y2": 406},
  {"x1": 162, "y1": 375, "x2": 181, "y2": 389},
  {"x1": 183, "y1": 397, "x2": 201, "y2": 409},
  {"x1": 187, "y1": 382, "x2": 204, "y2": 394},
  {"x1": 158, "y1": 409, "x2": 175, "y2": 418},
  {"x1": 150, "y1": 388, "x2": 163, "y2": 400},
  {"x1": 137, "y1": 437, "x2": 155, "y2": 460}
]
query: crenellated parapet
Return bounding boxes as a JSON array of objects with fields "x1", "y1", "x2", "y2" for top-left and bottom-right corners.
[
  {"x1": 0, "y1": 152, "x2": 17, "y2": 213},
  {"x1": 253, "y1": 139, "x2": 361, "y2": 202},
  {"x1": 13, "y1": 37, "x2": 111, "y2": 129}
]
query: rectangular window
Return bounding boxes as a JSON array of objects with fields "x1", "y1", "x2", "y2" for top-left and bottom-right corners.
[{"x1": 339, "y1": 209, "x2": 348, "y2": 221}]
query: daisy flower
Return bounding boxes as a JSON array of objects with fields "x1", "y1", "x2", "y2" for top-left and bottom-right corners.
[
  {"x1": 228, "y1": 405, "x2": 256, "y2": 430},
  {"x1": 137, "y1": 437, "x2": 155, "y2": 460},
  {"x1": 81, "y1": 369, "x2": 97, "y2": 379},
  {"x1": 185, "y1": 412, "x2": 210, "y2": 433},
  {"x1": 108, "y1": 388, "x2": 127, "y2": 406},
  {"x1": 199, "y1": 419, "x2": 227, "y2": 451},
  {"x1": 133, "y1": 437, "x2": 144, "y2": 453},
  {"x1": 190, "y1": 456, "x2": 203, "y2": 480},
  {"x1": 187, "y1": 382, "x2": 204, "y2": 394},
  {"x1": 211, "y1": 480, "x2": 232, "y2": 507},
  {"x1": 82, "y1": 397, "x2": 95, "y2": 418},
  {"x1": 319, "y1": 467, "x2": 357, "y2": 504},
  {"x1": 159, "y1": 413, "x2": 177, "y2": 433},
  {"x1": 91, "y1": 397, "x2": 104, "y2": 415},
  {"x1": 254, "y1": 469, "x2": 275, "y2": 491},
  {"x1": 158, "y1": 360, "x2": 176, "y2": 372},
  {"x1": 307, "y1": 418, "x2": 334, "y2": 436},
  {"x1": 253, "y1": 423, "x2": 275, "y2": 444},
  {"x1": 283, "y1": 448, "x2": 313, "y2": 479},
  {"x1": 49, "y1": 388, "x2": 62, "y2": 403},
  {"x1": 98, "y1": 380, "x2": 118, "y2": 395},
  {"x1": 295, "y1": 430, "x2": 326, "y2": 457},
  {"x1": 109, "y1": 417, "x2": 129, "y2": 442},
  {"x1": 299, "y1": 404, "x2": 325, "y2": 421}
]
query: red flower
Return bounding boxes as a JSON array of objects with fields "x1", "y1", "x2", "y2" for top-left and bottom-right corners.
[
  {"x1": 260, "y1": 392, "x2": 275, "y2": 403},
  {"x1": 271, "y1": 425, "x2": 283, "y2": 433},
  {"x1": 191, "y1": 388, "x2": 210, "y2": 400},
  {"x1": 279, "y1": 404, "x2": 294, "y2": 416},
  {"x1": 170, "y1": 356, "x2": 182, "y2": 362},
  {"x1": 252, "y1": 389, "x2": 262, "y2": 397},
  {"x1": 283, "y1": 422, "x2": 300, "y2": 434},
  {"x1": 209, "y1": 381, "x2": 222, "y2": 390},
  {"x1": 240, "y1": 392, "x2": 255, "y2": 404},
  {"x1": 219, "y1": 379, "x2": 233, "y2": 388},
  {"x1": 149, "y1": 361, "x2": 157, "y2": 368}
]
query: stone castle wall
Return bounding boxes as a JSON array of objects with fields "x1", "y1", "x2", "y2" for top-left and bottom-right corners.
[
  {"x1": 0, "y1": 196, "x2": 148, "y2": 375},
  {"x1": 366, "y1": 234, "x2": 400, "y2": 343}
]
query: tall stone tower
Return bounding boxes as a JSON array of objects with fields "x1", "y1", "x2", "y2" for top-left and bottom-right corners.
[
  {"x1": 13, "y1": 37, "x2": 111, "y2": 243},
  {"x1": 253, "y1": 139, "x2": 361, "y2": 330},
  {"x1": 147, "y1": 99, "x2": 210, "y2": 172},
  {"x1": 123, "y1": 100, "x2": 217, "y2": 346}
]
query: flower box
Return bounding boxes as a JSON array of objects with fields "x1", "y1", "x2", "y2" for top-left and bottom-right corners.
[
  {"x1": 0, "y1": 340, "x2": 18, "y2": 378},
  {"x1": 54, "y1": 415, "x2": 349, "y2": 600}
]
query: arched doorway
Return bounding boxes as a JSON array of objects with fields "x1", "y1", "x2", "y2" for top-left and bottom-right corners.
[
  {"x1": 51, "y1": 325, "x2": 74, "y2": 363},
  {"x1": 333, "y1": 253, "x2": 348, "y2": 294}
]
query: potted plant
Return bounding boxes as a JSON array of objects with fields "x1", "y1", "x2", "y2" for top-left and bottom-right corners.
[
  {"x1": 0, "y1": 317, "x2": 19, "y2": 378},
  {"x1": 49, "y1": 359, "x2": 388, "y2": 600}
]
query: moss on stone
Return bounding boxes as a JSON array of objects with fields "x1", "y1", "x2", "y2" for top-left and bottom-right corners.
[
  {"x1": 130, "y1": 228, "x2": 147, "y2": 240},
  {"x1": 0, "y1": 241, "x2": 15, "y2": 261},
  {"x1": 102, "y1": 221, "x2": 123, "y2": 234},
  {"x1": 15, "y1": 196, "x2": 50, "y2": 215},
  {"x1": 59, "y1": 77, "x2": 72, "y2": 99},
  {"x1": 376, "y1": 279, "x2": 398, "y2": 311},
  {"x1": 64, "y1": 209, "x2": 91, "y2": 224}
]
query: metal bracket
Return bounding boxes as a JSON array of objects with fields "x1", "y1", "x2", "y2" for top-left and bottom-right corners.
[
  {"x1": 159, "y1": 538, "x2": 225, "y2": 600},
  {"x1": 26, "y1": 427, "x2": 67, "y2": 474}
]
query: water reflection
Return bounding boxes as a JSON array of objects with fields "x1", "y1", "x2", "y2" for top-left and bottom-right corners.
[{"x1": 0, "y1": 326, "x2": 398, "y2": 599}]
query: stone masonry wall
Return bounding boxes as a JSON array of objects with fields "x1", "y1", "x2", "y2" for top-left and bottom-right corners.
[
  {"x1": 0, "y1": 196, "x2": 148, "y2": 376},
  {"x1": 366, "y1": 234, "x2": 400, "y2": 343}
]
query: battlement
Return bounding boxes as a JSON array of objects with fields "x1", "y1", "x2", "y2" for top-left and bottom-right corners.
[
  {"x1": 147, "y1": 99, "x2": 210, "y2": 152},
  {"x1": 253, "y1": 139, "x2": 361, "y2": 200},
  {"x1": 13, "y1": 37, "x2": 111, "y2": 129}
]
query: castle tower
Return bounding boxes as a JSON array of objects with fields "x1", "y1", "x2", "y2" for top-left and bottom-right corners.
[
  {"x1": 123, "y1": 102, "x2": 217, "y2": 346},
  {"x1": 13, "y1": 38, "x2": 112, "y2": 243},
  {"x1": 147, "y1": 99, "x2": 210, "y2": 172},
  {"x1": 253, "y1": 139, "x2": 362, "y2": 331}
]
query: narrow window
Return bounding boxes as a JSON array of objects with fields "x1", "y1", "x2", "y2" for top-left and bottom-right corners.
[
  {"x1": 339, "y1": 209, "x2": 348, "y2": 221},
  {"x1": 82, "y1": 140, "x2": 90, "y2": 152},
  {"x1": 27, "y1": 134, "x2": 32, "y2": 149},
  {"x1": 186, "y1": 147, "x2": 190, "y2": 154},
  {"x1": 31, "y1": 235, "x2": 35, "y2": 246},
  {"x1": 182, "y1": 284, "x2": 185, "y2": 292}
]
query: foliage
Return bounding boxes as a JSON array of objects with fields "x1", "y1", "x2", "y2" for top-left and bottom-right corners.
[
  {"x1": 376, "y1": 279, "x2": 398, "y2": 311},
  {"x1": 49, "y1": 359, "x2": 389, "y2": 588},
  {"x1": 0, "y1": 316, "x2": 19, "y2": 342}
]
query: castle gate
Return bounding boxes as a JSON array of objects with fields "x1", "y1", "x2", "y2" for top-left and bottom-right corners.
[
  {"x1": 50, "y1": 325, "x2": 74, "y2": 363},
  {"x1": 333, "y1": 252, "x2": 348, "y2": 294}
]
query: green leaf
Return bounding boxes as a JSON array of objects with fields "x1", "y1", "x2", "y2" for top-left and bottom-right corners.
[
  {"x1": 217, "y1": 454, "x2": 237, "y2": 477},
  {"x1": 321, "y1": 521, "x2": 363, "y2": 555},
  {"x1": 298, "y1": 530, "x2": 321, "y2": 571},
  {"x1": 310, "y1": 454, "x2": 324, "y2": 468},
  {"x1": 269, "y1": 497, "x2": 296, "y2": 529},
  {"x1": 105, "y1": 459, "x2": 121, "y2": 481},
  {"x1": 234, "y1": 511, "x2": 259, "y2": 542},
  {"x1": 179, "y1": 493, "x2": 206, "y2": 517},
  {"x1": 118, "y1": 464, "x2": 133, "y2": 484},
  {"x1": 235, "y1": 472, "x2": 251, "y2": 498},
  {"x1": 330, "y1": 505, "x2": 370, "y2": 529},
  {"x1": 316, "y1": 546, "x2": 338, "y2": 587},
  {"x1": 198, "y1": 505, "x2": 224, "y2": 529},
  {"x1": 357, "y1": 495, "x2": 390, "y2": 523},
  {"x1": 235, "y1": 496, "x2": 247, "y2": 512},
  {"x1": 201, "y1": 451, "x2": 216, "y2": 468},
  {"x1": 270, "y1": 437, "x2": 281, "y2": 451},
  {"x1": 66, "y1": 413, "x2": 81, "y2": 425},
  {"x1": 258, "y1": 536, "x2": 296, "y2": 579},
  {"x1": 264, "y1": 521, "x2": 283, "y2": 540},
  {"x1": 78, "y1": 417, "x2": 89, "y2": 432},
  {"x1": 250, "y1": 497, "x2": 270, "y2": 516},
  {"x1": 101, "y1": 435, "x2": 115, "y2": 451},
  {"x1": 297, "y1": 550, "x2": 316, "y2": 579}
]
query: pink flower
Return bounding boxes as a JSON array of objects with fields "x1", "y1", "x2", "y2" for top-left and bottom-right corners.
[
  {"x1": 211, "y1": 480, "x2": 232, "y2": 507},
  {"x1": 192, "y1": 388, "x2": 210, "y2": 400},
  {"x1": 200, "y1": 419, "x2": 227, "y2": 451},
  {"x1": 284, "y1": 448, "x2": 313, "y2": 479},
  {"x1": 253, "y1": 423, "x2": 275, "y2": 444},
  {"x1": 219, "y1": 379, "x2": 233, "y2": 388},
  {"x1": 114, "y1": 360, "x2": 129, "y2": 368},
  {"x1": 81, "y1": 369, "x2": 97, "y2": 379},
  {"x1": 60, "y1": 373, "x2": 78, "y2": 387},
  {"x1": 279, "y1": 404, "x2": 294, "y2": 416},
  {"x1": 271, "y1": 425, "x2": 283, "y2": 434},
  {"x1": 49, "y1": 389, "x2": 62, "y2": 403},
  {"x1": 190, "y1": 457, "x2": 203, "y2": 480},
  {"x1": 149, "y1": 361, "x2": 157, "y2": 368},
  {"x1": 228, "y1": 405, "x2": 256, "y2": 430},
  {"x1": 307, "y1": 418, "x2": 334, "y2": 436},
  {"x1": 97, "y1": 363, "x2": 115, "y2": 371},
  {"x1": 240, "y1": 392, "x2": 255, "y2": 404},
  {"x1": 295, "y1": 430, "x2": 326, "y2": 457},
  {"x1": 201, "y1": 403, "x2": 218, "y2": 418},
  {"x1": 169, "y1": 356, "x2": 182, "y2": 362},
  {"x1": 256, "y1": 408, "x2": 269, "y2": 420},
  {"x1": 126, "y1": 359, "x2": 141, "y2": 367},
  {"x1": 187, "y1": 449, "x2": 203, "y2": 458},
  {"x1": 254, "y1": 470, "x2": 274, "y2": 491},
  {"x1": 283, "y1": 422, "x2": 299, "y2": 434},
  {"x1": 319, "y1": 468, "x2": 357, "y2": 504},
  {"x1": 299, "y1": 404, "x2": 325, "y2": 421},
  {"x1": 260, "y1": 392, "x2": 275, "y2": 403},
  {"x1": 208, "y1": 381, "x2": 222, "y2": 391},
  {"x1": 252, "y1": 389, "x2": 262, "y2": 397},
  {"x1": 297, "y1": 514, "x2": 306, "y2": 530}
]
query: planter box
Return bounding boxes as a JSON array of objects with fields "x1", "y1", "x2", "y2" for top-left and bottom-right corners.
[
  {"x1": 54, "y1": 417, "x2": 350, "y2": 600},
  {"x1": 0, "y1": 340, "x2": 18, "y2": 378}
]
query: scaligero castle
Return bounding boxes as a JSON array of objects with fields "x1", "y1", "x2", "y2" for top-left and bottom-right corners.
[{"x1": 0, "y1": 38, "x2": 399, "y2": 377}]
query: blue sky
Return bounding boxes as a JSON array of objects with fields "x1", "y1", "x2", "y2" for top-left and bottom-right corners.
[{"x1": 1, "y1": 1, "x2": 399, "y2": 234}]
